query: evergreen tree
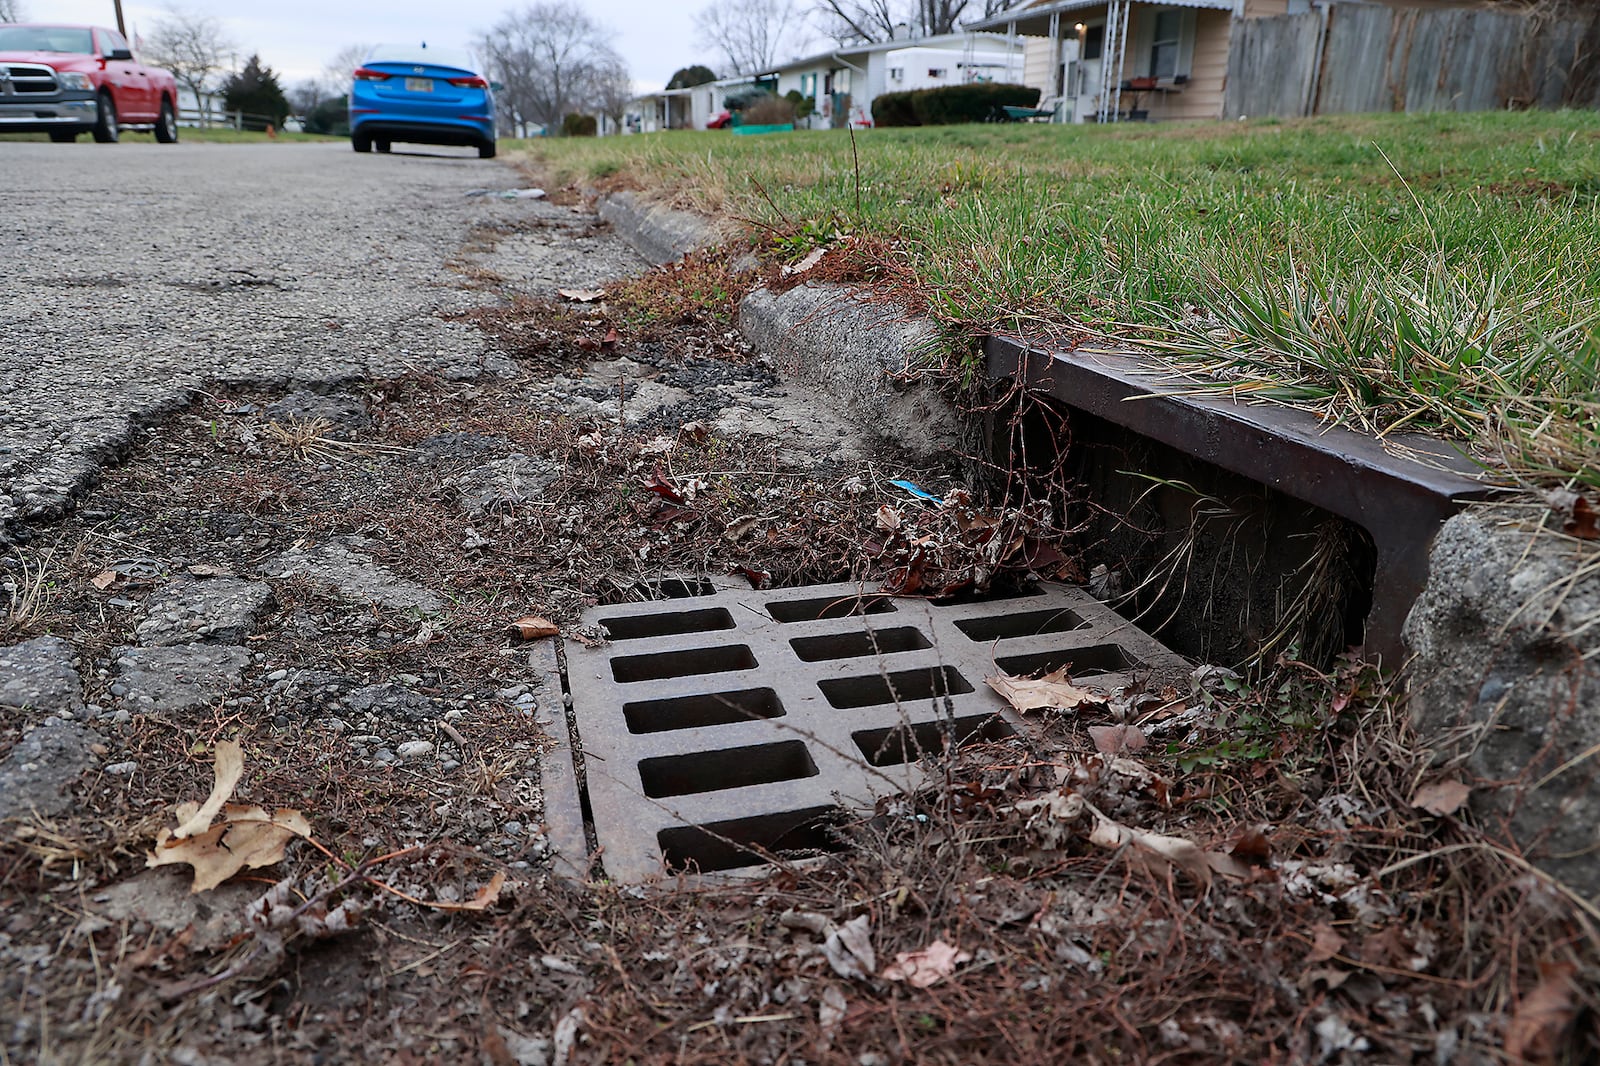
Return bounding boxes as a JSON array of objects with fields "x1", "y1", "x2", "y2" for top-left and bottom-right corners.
[
  {"x1": 222, "y1": 54, "x2": 290, "y2": 131},
  {"x1": 667, "y1": 65, "x2": 717, "y2": 89}
]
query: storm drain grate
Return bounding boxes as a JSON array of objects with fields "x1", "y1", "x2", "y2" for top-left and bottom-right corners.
[{"x1": 553, "y1": 580, "x2": 1187, "y2": 882}]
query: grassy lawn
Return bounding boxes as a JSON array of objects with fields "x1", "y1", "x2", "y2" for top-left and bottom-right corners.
[{"x1": 512, "y1": 112, "x2": 1600, "y2": 486}]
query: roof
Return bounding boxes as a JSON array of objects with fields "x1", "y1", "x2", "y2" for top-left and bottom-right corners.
[
  {"x1": 755, "y1": 30, "x2": 1023, "y2": 77},
  {"x1": 968, "y1": 0, "x2": 1235, "y2": 32}
]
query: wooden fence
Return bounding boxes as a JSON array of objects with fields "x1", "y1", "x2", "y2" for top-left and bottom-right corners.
[{"x1": 1225, "y1": 2, "x2": 1600, "y2": 120}]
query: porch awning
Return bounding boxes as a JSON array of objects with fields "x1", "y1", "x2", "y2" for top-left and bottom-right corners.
[{"x1": 968, "y1": 0, "x2": 1233, "y2": 35}]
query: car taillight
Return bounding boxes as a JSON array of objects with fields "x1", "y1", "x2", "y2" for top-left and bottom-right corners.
[
  {"x1": 352, "y1": 67, "x2": 391, "y2": 81},
  {"x1": 446, "y1": 75, "x2": 488, "y2": 88}
]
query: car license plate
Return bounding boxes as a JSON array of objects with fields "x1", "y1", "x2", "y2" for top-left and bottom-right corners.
[{"x1": 405, "y1": 77, "x2": 432, "y2": 92}]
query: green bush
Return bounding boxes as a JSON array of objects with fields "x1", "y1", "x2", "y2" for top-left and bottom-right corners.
[
  {"x1": 783, "y1": 89, "x2": 815, "y2": 121},
  {"x1": 909, "y1": 83, "x2": 1041, "y2": 125},
  {"x1": 303, "y1": 95, "x2": 349, "y2": 136},
  {"x1": 562, "y1": 112, "x2": 598, "y2": 137},
  {"x1": 872, "y1": 90, "x2": 920, "y2": 127},
  {"x1": 743, "y1": 94, "x2": 795, "y2": 125}
]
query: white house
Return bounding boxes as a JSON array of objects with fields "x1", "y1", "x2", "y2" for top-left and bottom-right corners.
[{"x1": 628, "y1": 31, "x2": 1027, "y2": 132}]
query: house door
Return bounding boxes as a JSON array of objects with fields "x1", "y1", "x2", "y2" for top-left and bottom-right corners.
[{"x1": 1068, "y1": 22, "x2": 1105, "y2": 124}]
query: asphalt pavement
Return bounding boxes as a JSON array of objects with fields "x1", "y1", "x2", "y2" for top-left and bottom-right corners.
[{"x1": 0, "y1": 140, "x2": 558, "y2": 539}]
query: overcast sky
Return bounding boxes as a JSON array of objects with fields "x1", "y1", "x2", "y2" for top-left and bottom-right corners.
[{"x1": 37, "y1": 0, "x2": 819, "y2": 93}]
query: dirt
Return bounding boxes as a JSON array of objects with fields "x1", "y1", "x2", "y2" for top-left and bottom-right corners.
[{"x1": 2, "y1": 194, "x2": 1596, "y2": 1065}]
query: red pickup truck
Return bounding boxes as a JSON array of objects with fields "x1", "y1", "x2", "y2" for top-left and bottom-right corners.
[{"x1": 0, "y1": 23, "x2": 179, "y2": 143}]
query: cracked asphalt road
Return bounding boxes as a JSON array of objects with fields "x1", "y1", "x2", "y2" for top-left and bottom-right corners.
[{"x1": 0, "y1": 140, "x2": 642, "y2": 538}]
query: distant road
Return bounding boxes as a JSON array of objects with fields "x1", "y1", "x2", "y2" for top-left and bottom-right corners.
[{"x1": 0, "y1": 141, "x2": 509, "y2": 538}]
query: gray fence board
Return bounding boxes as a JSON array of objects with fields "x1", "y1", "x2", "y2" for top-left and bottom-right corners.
[{"x1": 1227, "y1": 1, "x2": 1600, "y2": 119}]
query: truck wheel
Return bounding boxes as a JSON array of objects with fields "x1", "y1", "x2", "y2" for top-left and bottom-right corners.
[
  {"x1": 352, "y1": 133, "x2": 372, "y2": 153},
  {"x1": 48, "y1": 129, "x2": 77, "y2": 143},
  {"x1": 92, "y1": 93, "x2": 119, "y2": 142},
  {"x1": 154, "y1": 97, "x2": 178, "y2": 143}
]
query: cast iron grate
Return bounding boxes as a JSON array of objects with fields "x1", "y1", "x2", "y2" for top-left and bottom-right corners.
[{"x1": 551, "y1": 579, "x2": 1186, "y2": 882}]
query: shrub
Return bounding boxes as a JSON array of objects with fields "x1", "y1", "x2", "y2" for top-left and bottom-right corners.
[
  {"x1": 562, "y1": 112, "x2": 598, "y2": 137},
  {"x1": 723, "y1": 85, "x2": 772, "y2": 112},
  {"x1": 742, "y1": 94, "x2": 795, "y2": 125},
  {"x1": 303, "y1": 95, "x2": 349, "y2": 136},
  {"x1": 783, "y1": 89, "x2": 815, "y2": 120},
  {"x1": 910, "y1": 83, "x2": 1041, "y2": 125},
  {"x1": 872, "y1": 90, "x2": 920, "y2": 127}
]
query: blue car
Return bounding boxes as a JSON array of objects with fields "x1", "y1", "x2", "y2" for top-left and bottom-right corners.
[{"x1": 349, "y1": 44, "x2": 496, "y2": 158}]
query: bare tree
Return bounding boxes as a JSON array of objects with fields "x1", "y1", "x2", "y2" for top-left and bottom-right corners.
[
  {"x1": 591, "y1": 55, "x2": 634, "y2": 133},
  {"x1": 0, "y1": 1, "x2": 28, "y2": 23},
  {"x1": 143, "y1": 6, "x2": 235, "y2": 127},
  {"x1": 696, "y1": 0, "x2": 799, "y2": 76},
  {"x1": 476, "y1": 2, "x2": 628, "y2": 134},
  {"x1": 321, "y1": 43, "x2": 370, "y2": 98},
  {"x1": 814, "y1": 0, "x2": 974, "y2": 43}
]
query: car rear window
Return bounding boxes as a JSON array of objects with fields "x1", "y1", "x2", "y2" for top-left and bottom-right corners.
[
  {"x1": 364, "y1": 44, "x2": 476, "y2": 74},
  {"x1": 0, "y1": 26, "x2": 95, "y2": 53}
]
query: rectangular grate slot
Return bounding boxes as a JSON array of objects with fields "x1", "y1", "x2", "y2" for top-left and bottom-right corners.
[
  {"x1": 599, "y1": 607, "x2": 735, "y2": 642},
  {"x1": 995, "y1": 644, "x2": 1138, "y2": 678},
  {"x1": 639, "y1": 740, "x2": 817, "y2": 798},
  {"x1": 930, "y1": 582, "x2": 1045, "y2": 607},
  {"x1": 658, "y1": 805, "x2": 847, "y2": 874},
  {"x1": 651, "y1": 577, "x2": 716, "y2": 598},
  {"x1": 954, "y1": 606, "x2": 1088, "y2": 642},
  {"x1": 611, "y1": 645, "x2": 756, "y2": 684},
  {"x1": 853, "y1": 714, "x2": 1016, "y2": 767},
  {"x1": 789, "y1": 626, "x2": 931, "y2": 662},
  {"x1": 623, "y1": 688, "x2": 784, "y2": 734},
  {"x1": 818, "y1": 665, "x2": 974, "y2": 709},
  {"x1": 768, "y1": 594, "x2": 896, "y2": 623}
]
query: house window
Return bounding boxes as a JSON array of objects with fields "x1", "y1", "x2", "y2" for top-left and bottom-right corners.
[
  {"x1": 889, "y1": 67, "x2": 903, "y2": 81},
  {"x1": 1151, "y1": 10, "x2": 1183, "y2": 79},
  {"x1": 927, "y1": 68, "x2": 946, "y2": 78},
  {"x1": 1083, "y1": 24, "x2": 1104, "y2": 61}
]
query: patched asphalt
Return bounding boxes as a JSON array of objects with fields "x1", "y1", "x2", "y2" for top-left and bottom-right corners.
[{"x1": 0, "y1": 140, "x2": 644, "y2": 538}]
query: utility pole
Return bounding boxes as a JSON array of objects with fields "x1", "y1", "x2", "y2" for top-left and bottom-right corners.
[{"x1": 114, "y1": 0, "x2": 127, "y2": 36}]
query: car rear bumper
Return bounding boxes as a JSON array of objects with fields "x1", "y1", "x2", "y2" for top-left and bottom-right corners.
[
  {"x1": 350, "y1": 117, "x2": 494, "y2": 147},
  {"x1": 0, "y1": 94, "x2": 95, "y2": 129}
]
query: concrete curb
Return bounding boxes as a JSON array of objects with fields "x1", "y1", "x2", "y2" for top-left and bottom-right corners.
[
  {"x1": 595, "y1": 192, "x2": 972, "y2": 466},
  {"x1": 595, "y1": 190, "x2": 718, "y2": 266}
]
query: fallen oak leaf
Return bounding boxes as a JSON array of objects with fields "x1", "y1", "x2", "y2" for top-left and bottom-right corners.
[
  {"x1": 1088, "y1": 723, "x2": 1147, "y2": 755},
  {"x1": 881, "y1": 940, "x2": 970, "y2": 988},
  {"x1": 510, "y1": 616, "x2": 560, "y2": 640},
  {"x1": 172, "y1": 740, "x2": 244, "y2": 839},
  {"x1": 90, "y1": 569, "x2": 120, "y2": 590},
  {"x1": 1413, "y1": 778, "x2": 1472, "y2": 817},
  {"x1": 822, "y1": 914, "x2": 875, "y2": 981},
  {"x1": 148, "y1": 803, "x2": 311, "y2": 893},
  {"x1": 640, "y1": 469, "x2": 685, "y2": 504},
  {"x1": 986, "y1": 665, "x2": 1105, "y2": 714},
  {"x1": 1506, "y1": 961, "x2": 1578, "y2": 1064}
]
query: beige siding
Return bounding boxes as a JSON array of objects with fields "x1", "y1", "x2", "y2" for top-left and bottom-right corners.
[
  {"x1": 1243, "y1": 0, "x2": 1289, "y2": 16},
  {"x1": 1150, "y1": 8, "x2": 1230, "y2": 121},
  {"x1": 1022, "y1": 34, "x2": 1056, "y2": 95}
]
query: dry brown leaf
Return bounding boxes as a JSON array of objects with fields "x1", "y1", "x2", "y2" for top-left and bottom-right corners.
[
  {"x1": 1088, "y1": 723, "x2": 1147, "y2": 755},
  {"x1": 986, "y1": 665, "x2": 1104, "y2": 714},
  {"x1": 1505, "y1": 961, "x2": 1578, "y2": 1063},
  {"x1": 510, "y1": 616, "x2": 560, "y2": 640},
  {"x1": 173, "y1": 740, "x2": 244, "y2": 839},
  {"x1": 781, "y1": 247, "x2": 826, "y2": 276},
  {"x1": 1087, "y1": 812, "x2": 1247, "y2": 887},
  {"x1": 427, "y1": 871, "x2": 507, "y2": 912},
  {"x1": 148, "y1": 804, "x2": 311, "y2": 892},
  {"x1": 556, "y1": 288, "x2": 606, "y2": 302},
  {"x1": 875, "y1": 504, "x2": 901, "y2": 532},
  {"x1": 90, "y1": 570, "x2": 119, "y2": 590},
  {"x1": 1413, "y1": 779, "x2": 1472, "y2": 817},
  {"x1": 880, "y1": 940, "x2": 971, "y2": 987},
  {"x1": 1306, "y1": 923, "x2": 1346, "y2": 964},
  {"x1": 822, "y1": 915, "x2": 875, "y2": 980}
]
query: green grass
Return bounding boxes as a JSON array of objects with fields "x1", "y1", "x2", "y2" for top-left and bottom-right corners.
[{"x1": 511, "y1": 112, "x2": 1600, "y2": 486}]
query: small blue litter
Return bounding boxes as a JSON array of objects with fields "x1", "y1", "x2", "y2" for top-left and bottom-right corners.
[{"x1": 889, "y1": 479, "x2": 941, "y2": 502}]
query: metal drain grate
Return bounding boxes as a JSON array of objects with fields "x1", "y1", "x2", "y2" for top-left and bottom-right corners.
[{"x1": 554, "y1": 580, "x2": 1187, "y2": 882}]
